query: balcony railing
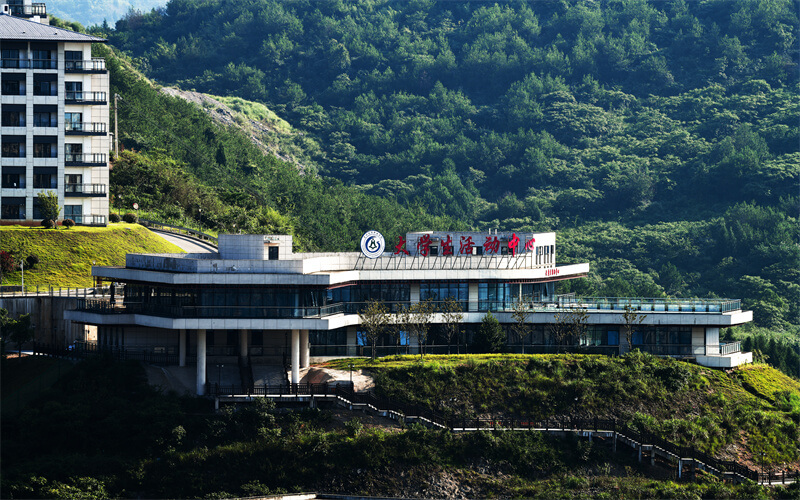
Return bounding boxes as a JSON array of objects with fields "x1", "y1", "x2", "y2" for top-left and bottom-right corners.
[
  {"x1": 65, "y1": 122, "x2": 107, "y2": 134},
  {"x1": 31, "y1": 59, "x2": 56, "y2": 69},
  {"x1": 64, "y1": 214, "x2": 106, "y2": 225},
  {"x1": 65, "y1": 59, "x2": 106, "y2": 72},
  {"x1": 1, "y1": 58, "x2": 30, "y2": 69},
  {"x1": 720, "y1": 341, "x2": 742, "y2": 355},
  {"x1": 65, "y1": 183, "x2": 107, "y2": 196},
  {"x1": 65, "y1": 91, "x2": 107, "y2": 103},
  {"x1": 9, "y1": 3, "x2": 46, "y2": 16},
  {"x1": 65, "y1": 153, "x2": 107, "y2": 165},
  {"x1": 555, "y1": 296, "x2": 742, "y2": 313}
]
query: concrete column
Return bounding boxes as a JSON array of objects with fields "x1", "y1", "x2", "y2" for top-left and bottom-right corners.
[
  {"x1": 291, "y1": 329, "x2": 300, "y2": 384},
  {"x1": 300, "y1": 329, "x2": 309, "y2": 369},
  {"x1": 179, "y1": 329, "x2": 187, "y2": 367},
  {"x1": 239, "y1": 330, "x2": 248, "y2": 361},
  {"x1": 468, "y1": 283, "x2": 479, "y2": 312},
  {"x1": 196, "y1": 329, "x2": 206, "y2": 396},
  {"x1": 410, "y1": 283, "x2": 420, "y2": 304}
]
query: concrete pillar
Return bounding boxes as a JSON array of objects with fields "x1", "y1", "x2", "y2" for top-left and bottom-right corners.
[
  {"x1": 468, "y1": 283, "x2": 479, "y2": 312},
  {"x1": 291, "y1": 329, "x2": 300, "y2": 384},
  {"x1": 651, "y1": 449, "x2": 655, "y2": 466},
  {"x1": 300, "y1": 329, "x2": 309, "y2": 369},
  {"x1": 196, "y1": 329, "x2": 206, "y2": 396},
  {"x1": 638, "y1": 446, "x2": 642, "y2": 462},
  {"x1": 239, "y1": 330, "x2": 248, "y2": 361},
  {"x1": 410, "y1": 283, "x2": 420, "y2": 304},
  {"x1": 179, "y1": 329, "x2": 186, "y2": 367},
  {"x1": 613, "y1": 433, "x2": 617, "y2": 452}
]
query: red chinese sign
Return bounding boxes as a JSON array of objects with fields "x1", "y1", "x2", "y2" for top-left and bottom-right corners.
[
  {"x1": 417, "y1": 234, "x2": 432, "y2": 256},
  {"x1": 459, "y1": 236, "x2": 475, "y2": 255},
  {"x1": 508, "y1": 233, "x2": 520, "y2": 256},
  {"x1": 524, "y1": 238, "x2": 536, "y2": 252},
  {"x1": 394, "y1": 235, "x2": 410, "y2": 255},
  {"x1": 441, "y1": 235, "x2": 454, "y2": 256},
  {"x1": 484, "y1": 236, "x2": 500, "y2": 254}
]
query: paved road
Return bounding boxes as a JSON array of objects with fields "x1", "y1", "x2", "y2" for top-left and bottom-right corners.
[{"x1": 149, "y1": 229, "x2": 218, "y2": 254}]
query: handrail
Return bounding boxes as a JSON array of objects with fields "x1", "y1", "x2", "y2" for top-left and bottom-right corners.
[{"x1": 139, "y1": 219, "x2": 218, "y2": 245}]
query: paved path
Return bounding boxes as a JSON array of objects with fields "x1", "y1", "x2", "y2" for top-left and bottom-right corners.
[{"x1": 149, "y1": 229, "x2": 218, "y2": 254}]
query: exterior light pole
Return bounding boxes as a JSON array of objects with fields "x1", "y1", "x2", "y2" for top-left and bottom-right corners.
[
  {"x1": 19, "y1": 259, "x2": 24, "y2": 292},
  {"x1": 349, "y1": 362, "x2": 354, "y2": 389}
]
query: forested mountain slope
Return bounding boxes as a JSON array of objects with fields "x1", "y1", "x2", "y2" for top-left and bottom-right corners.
[
  {"x1": 92, "y1": 43, "x2": 459, "y2": 253},
  {"x1": 91, "y1": 0, "x2": 799, "y2": 333}
]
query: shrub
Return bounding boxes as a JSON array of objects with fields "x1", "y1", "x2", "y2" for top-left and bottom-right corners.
[
  {"x1": 109, "y1": 213, "x2": 121, "y2": 223},
  {"x1": 123, "y1": 212, "x2": 138, "y2": 224},
  {"x1": 40, "y1": 219, "x2": 54, "y2": 229},
  {"x1": 25, "y1": 254, "x2": 39, "y2": 269},
  {"x1": 62, "y1": 218, "x2": 75, "y2": 229},
  {"x1": 0, "y1": 250, "x2": 15, "y2": 273}
]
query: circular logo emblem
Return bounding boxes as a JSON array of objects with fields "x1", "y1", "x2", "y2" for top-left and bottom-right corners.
[{"x1": 360, "y1": 230, "x2": 385, "y2": 259}]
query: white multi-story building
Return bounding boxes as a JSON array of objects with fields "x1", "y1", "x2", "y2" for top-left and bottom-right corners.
[
  {"x1": 67, "y1": 230, "x2": 754, "y2": 396},
  {"x1": 0, "y1": 0, "x2": 109, "y2": 225}
]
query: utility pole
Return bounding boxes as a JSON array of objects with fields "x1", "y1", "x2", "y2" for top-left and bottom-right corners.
[{"x1": 114, "y1": 93, "x2": 119, "y2": 156}]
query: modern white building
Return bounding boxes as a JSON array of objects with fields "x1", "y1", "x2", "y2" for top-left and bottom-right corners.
[
  {"x1": 0, "y1": 0, "x2": 109, "y2": 225},
  {"x1": 66, "y1": 231, "x2": 754, "y2": 396}
]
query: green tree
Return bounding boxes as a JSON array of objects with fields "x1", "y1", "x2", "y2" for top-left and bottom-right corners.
[
  {"x1": 623, "y1": 304, "x2": 647, "y2": 353},
  {"x1": 358, "y1": 299, "x2": 390, "y2": 360},
  {"x1": 511, "y1": 295, "x2": 533, "y2": 354},
  {"x1": 441, "y1": 296, "x2": 464, "y2": 354},
  {"x1": 37, "y1": 191, "x2": 60, "y2": 223},
  {"x1": 0, "y1": 308, "x2": 33, "y2": 357},
  {"x1": 473, "y1": 312, "x2": 505, "y2": 354},
  {"x1": 408, "y1": 298, "x2": 434, "y2": 360}
]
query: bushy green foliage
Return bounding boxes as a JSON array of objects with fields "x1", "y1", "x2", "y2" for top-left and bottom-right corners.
[
  {"x1": 122, "y1": 212, "x2": 138, "y2": 224},
  {"x1": 95, "y1": 1, "x2": 799, "y2": 330},
  {"x1": 1, "y1": 354, "x2": 792, "y2": 499},
  {"x1": 36, "y1": 191, "x2": 60, "y2": 223},
  {"x1": 62, "y1": 219, "x2": 75, "y2": 229},
  {"x1": 472, "y1": 312, "x2": 505, "y2": 353},
  {"x1": 108, "y1": 213, "x2": 121, "y2": 223},
  {"x1": 370, "y1": 354, "x2": 800, "y2": 464}
]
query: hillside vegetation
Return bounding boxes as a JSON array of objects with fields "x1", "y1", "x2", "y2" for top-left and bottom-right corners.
[
  {"x1": 86, "y1": 0, "x2": 799, "y2": 334},
  {"x1": 2, "y1": 354, "x2": 798, "y2": 499},
  {"x1": 328, "y1": 354, "x2": 800, "y2": 468},
  {"x1": 6, "y1": 355, "x2": 800, "y2": 498},
  {"x1": 0, "y1": 224, "x2": 183, "y2": 289}
]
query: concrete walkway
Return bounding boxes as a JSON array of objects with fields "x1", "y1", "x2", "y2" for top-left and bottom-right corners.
[{"x1": 149, "y1": 229, "x2": 218, "y2": 254}]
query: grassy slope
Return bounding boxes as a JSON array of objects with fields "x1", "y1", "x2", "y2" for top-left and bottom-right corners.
[
  {"x1": 0, "y1": 223, "x2": 183, "y2": 289},
  {"x1": 2, "y1": 355, "x2": 797, "y2": 499},
  {"x1": 326, "y1": 354, "x2": 800, "y2": 467}
]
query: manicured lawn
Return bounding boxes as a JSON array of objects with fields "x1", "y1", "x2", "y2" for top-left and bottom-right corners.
[{"x1": 1, "y1": 223, "x2": 184, "y2": 289}]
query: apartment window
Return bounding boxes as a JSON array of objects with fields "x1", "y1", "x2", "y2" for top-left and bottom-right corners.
[
  {"x1": 64, "y1": 205, "x2": 82, "y2": 221},
  {"x1": 1, "y1": 197, "x2": 25, "y2": 219},
  {"x1": 64, "y1": 112, "x2": 82, "y2": 131},
  {"x1": 33, "y1": 137, "x2": 57, "y2": 158},
  {"x1": 65, "y1": 50, "x2": 83, "y2": 70},
  {"x1": 33, "y1": 74, "x2": 57, "y2": 96},
  {"x1": 31, "y1": 49, "x2": 54, "y2": 69},
  {"x1": 2, "y1": 136, "x2": 25, "y2": 158},
  {"x1": 33, "y1": 167, "x2": 57, "y2": 188},
  {"x1": 1, "y1": 105, "x2": 25, "y2": 126},
  {"x1": 65, "y1": 143, "x2": 82, "y2": 162},
  {"x1": 1, "y1": 74, "x2": 25, "y2": 95},
  {"x1": 33, "y1": 111, "x2": 57, "y2": 127},
  {"x1": 65, "y1": 81, "x2": 82, "y2": 100},
  {"x1": 2, "y1": 169, "x2": 25, "y2": 188},
  {"x1": 65, "y1": 173, "x2": 82, "y2": 193}
]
